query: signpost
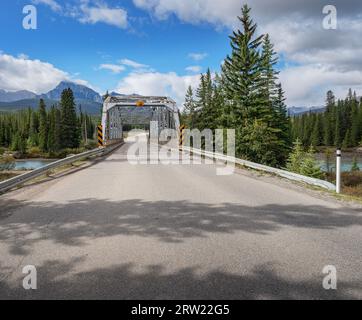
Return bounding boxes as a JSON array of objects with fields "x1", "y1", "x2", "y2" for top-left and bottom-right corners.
[
  {"x1": 98, "y1": 125, "x2": 104, "y2": 147},
  {"x1": 336, "y1": 148, "x2": 341, "y2": 194},
  {"x1": 179, "y1": 125, "x2": 186, "y2": 148}
]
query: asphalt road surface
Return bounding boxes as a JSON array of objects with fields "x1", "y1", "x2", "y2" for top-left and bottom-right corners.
[{"x1": 0, "y1": 142, "x2": 361, "y2": 299}]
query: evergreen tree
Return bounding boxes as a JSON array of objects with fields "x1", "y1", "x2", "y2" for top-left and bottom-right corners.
[
  {"x1": 342, "y1": 129, "x2": 352, "y2": 149},
  {"x1": 54, "y1": 108, "x2": 62, "y2": 151},
  {"x1": 350, "y1": 98, "x2": 360, "y2": 146},
  {"x1": 38, "y1": 99, "x2": 48, "y2": 152},
  {"x1": 351, "y1": 156, "x2": 360, "y2": 172},
  {"x1": 334, "y1": 108, "x2": 342, "y2": 147},
  {"x1": 323, "y1": 90, "x2": 335, "y2": 146},
  {"x1": 47, "y1": 106, "x2": 61, "y2": 152},
  {"x1": 286, "y1": 139, "x2": 305, "y2": 173},
  {"x1": 260, "y1": 34, "x2": 279, "y2": 106},
  {"x1": 311, "y1": 114, "x2": 323, "y2": 147},
  {"x1": 222, "y1": 5, "x2": 270, "y2": 159},
  {"x1": 299, "y1": 146, "x2": 324, "y2": 179},
  {"x1": 183, "y1": 86, "x2": 197, "y2": 129},
  {"x1": 60, "y1": 88, "x2": 80, "y2": 149},
  {"x1": 286, "y1": 140, "x2": 323, "y2": 178}
]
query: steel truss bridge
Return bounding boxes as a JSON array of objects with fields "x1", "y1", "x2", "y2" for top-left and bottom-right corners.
[{"x1": 101, "y1": 95, "x2": 181, "y2": 144}]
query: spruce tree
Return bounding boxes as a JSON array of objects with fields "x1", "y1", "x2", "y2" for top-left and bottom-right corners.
[
  {"x1": 38, "y1": 99, "x2": 48, "y2": 152},
  {"x1": 286, "y1": 139, "x2": 304, "y2": 173},
  {"x1": 47, "y1": 106, "x2": 61, "y2": 152},
  {"x1": 342, "y1": 129, "x2": 352, "y2": 149},
  {"x1": 274, "y1": 83, "x2": 291, "y2": 165},
  {"x1": 351, "y1": 156, "x2": 360, "y2": 172},
  {"x1": 311, "y1": 114, "x2": 323, "y2": 147},
  {"x1": 300, "y1": 146, "x2": 324, "y2": 179},
  {"x1": 222, "y1": 5, "x2": 268, "y2": 159},
  {"x1": 350, "y1": 99, "x2": 360, "y2": 147},
  {"x1": 183, "y1": 85, "x2": 197, "y2": 129},
  {"x1": 324, "y1": 90, "x2": 336, "y2": 146},
  {"x1": 60, "y1": 88, "x2": 80, "y2": 149},
  {"x1": 334, "y1": 108, "x2": 342, "y2": 147}
]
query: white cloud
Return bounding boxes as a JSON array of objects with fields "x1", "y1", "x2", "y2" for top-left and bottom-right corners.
[
  {"x1": 280, "y1": 64, "x2": 362, "y2": 106},
  {"x1": 78, "y1": 1, "x2": 128, "y2": 29},
  {"x1": 134, "y1": 0, "x2": 362, "y2": 106},
  {"x1": 32, "y1": 0, "x2": 62, "y2": 12},
  {"x1": 0, "y1": 52, "x2": 91, "y2": 94},
  {"x1": 17, "y1": 53, "x2": 29, "y2": 60},
  {"x1": 115, "y1": 71, "x2": 200, "y2": 106},
  {"x1": 33, "y1": 0, "x2": 129, "y2": 29},
  {"x1": 120, "y1": 58, "x2": 149, "y2": 69},
  {"x1": 133, "y1": 0, "x2": 239, "y2": 27},
  {"x1": 99, "y1": 63, "x2": 125, "y2": 74},
  {"x1": 185, "y1": 65, "x2": 202, "y2": 73},
  {"x1": 188, "y1": 53, "x2": 208, "y2": 61}
]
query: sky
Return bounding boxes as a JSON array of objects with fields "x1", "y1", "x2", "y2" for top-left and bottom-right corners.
[{"x1": 0, "y1": 0, "x2": 361, "y2": 107}]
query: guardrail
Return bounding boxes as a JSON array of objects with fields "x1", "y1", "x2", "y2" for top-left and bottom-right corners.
[
  {"x1": 182, "y1": 146, "x2": 336, "y2": 192},
  {"x1": 0, "y1": 142, "x2": 124, "y2": 194}
]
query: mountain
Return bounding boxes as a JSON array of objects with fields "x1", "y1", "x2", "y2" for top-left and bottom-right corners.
[
  {"x1": 0, "y1": 98, "x2": 102, "y2": 114},
  {"x1": 42, "y1": 81, "x2": 102, "y2": 103},
  {"x1": 110, "y1": 91, "x2": 125, "y2": 97},
  {"x1": 288, "y1": 106, "x2": 326, "y2": 116},
  {"x1": 0, "y1": 89, "x2": 37, "y2": 102},
  {"x1": 0, "y1": 98, "x2": 59, "y2": 111},
  {"x1": 0, "y1": 81, "x2": 103, "y2": 114}
]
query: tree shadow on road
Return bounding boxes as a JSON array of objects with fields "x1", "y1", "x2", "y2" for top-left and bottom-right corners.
[
  {"x1": 1, "y1": 198, "x2": 362, "y2": 299},
  {"x1": 0, "y1": 258, "x2": 360, "y2": 300},
  {"x1": 0, "y1": 198, "x2": 361, "y2": 254}
]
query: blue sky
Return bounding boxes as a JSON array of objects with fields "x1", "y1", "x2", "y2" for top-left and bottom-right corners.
[{"x1": 0, "y1": 0, "x2": 361, "y2": 106}]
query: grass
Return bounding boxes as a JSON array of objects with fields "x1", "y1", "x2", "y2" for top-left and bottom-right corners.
[
  {"x1": 0, "y1": 172, "x2": 20, "y2": 182},
  {"x1": 326, "y1": 171, "x2": 362, "y2": 199}
]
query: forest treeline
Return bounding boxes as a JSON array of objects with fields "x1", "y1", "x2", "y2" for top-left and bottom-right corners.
[
  {"x1": 0, "y1": 88, "x2": 96, "y2": 156},
  {"x1": 291, "y1": 89, "x2": 362, "y2": 149},
  {"x1": 181, "y1": 5, "x2": 361, "y2": 169}
]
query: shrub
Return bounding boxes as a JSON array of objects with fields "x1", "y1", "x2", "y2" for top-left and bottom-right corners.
[
  {"x1": 351, "y1": 156, "x2": 360, "y2": 172},
  {"x1": 0, "y1": 155, "x2": 16, "y2": 171},
  {"x1": 287, "y1": 140, "x2": 324, "y2": 179},
  {"x1": 342, "y1": 172, "x2": 362, "y2": 187},
  {"x1": 27, "y1": 146, "x2": 42, "y2": 158}
]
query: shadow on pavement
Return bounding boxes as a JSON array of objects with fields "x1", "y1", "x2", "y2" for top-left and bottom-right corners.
[
  {"x1": 0, "y1": 259, "x2": 360, "y2": 300},
  {"x1": 0, "y1": 198, "x2": 361, "y2": 299}
]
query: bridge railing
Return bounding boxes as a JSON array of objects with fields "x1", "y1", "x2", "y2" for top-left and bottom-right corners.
[
  {"x1": 0, "y1": 142, "x2": 124, "y2": 194},
  {"x1": 182, "y1": 146, "x2": 336, "y2": 192}
]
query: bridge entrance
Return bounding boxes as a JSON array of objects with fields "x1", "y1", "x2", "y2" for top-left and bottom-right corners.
[{"x1": 102, "y1": 95, "x2": 181, "y2": 145}]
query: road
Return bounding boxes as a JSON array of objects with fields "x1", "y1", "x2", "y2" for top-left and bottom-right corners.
[{"x1": 0, "y1": 142, "x2": 361, "y2": 299}]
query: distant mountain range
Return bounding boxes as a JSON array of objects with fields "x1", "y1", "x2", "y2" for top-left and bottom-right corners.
[
  {"x1": 0, "y1": 81, "x2": 103, "y2": 114},
  {"x1": 0, "y1": 89, "x2": 37, "y2": 102},
  {"x1": 288, "y1": 106, "x2": 326, "y2": 116},
  {"x1": 0, "y1": 81, "x2": 329, "y2": 116}
]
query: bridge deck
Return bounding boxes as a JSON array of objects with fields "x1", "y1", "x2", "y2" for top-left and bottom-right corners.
[{"x1": 0, "y1": 143, "x2": 361, "y2": 299}]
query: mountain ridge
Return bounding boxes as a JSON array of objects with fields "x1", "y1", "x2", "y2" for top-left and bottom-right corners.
[
  {"x1": 41, "y1": 81, "x2": 102, "y2": 103},
  {"x1": 0, "y1": 81, "x2": 103, "y2": 114},
  {"x1": 0, "y1": 89, "x2": 37, "y2": 102}
]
